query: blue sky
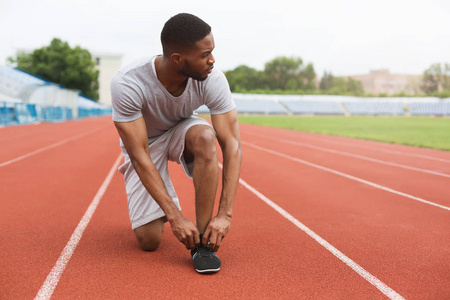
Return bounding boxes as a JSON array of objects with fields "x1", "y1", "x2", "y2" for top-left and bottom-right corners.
[{"x1": 1, "y1": 0, "x2": 449, "y2": 76}]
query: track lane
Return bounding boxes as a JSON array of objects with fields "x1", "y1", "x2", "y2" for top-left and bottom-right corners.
[
  {"x1": 0, "y1": 117, "x2": 112, "y2": 164},
  {"x1": 35, "y1": 154, "x2": 123, "y2": 300},
  {"x1": 241, "y1": 128, "x2": 449, "y2": 208},
  {"x1": 50, "y1": 161, "x2": 393, "y2": 299},
  {"x1": 244, "y1": 130, "x2": 450, "y2": 177},
  {"x1": 241, "y1": 123, "x2": 450, "y2": 168},
  {"x1": 237, "y1": 132, "x2": 450, "y2": 299},
  {"x1": 0, "y1": 119, "x2": 120, "y2": 299}
]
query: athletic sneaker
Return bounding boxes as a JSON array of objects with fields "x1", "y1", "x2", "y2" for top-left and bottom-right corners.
[{"x1": 191, "y1": 244, "x2": 221, "y2": 274}]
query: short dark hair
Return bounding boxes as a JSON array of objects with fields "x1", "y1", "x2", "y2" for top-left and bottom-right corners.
[{"x1": 161, "y1": 13, "x2": 211, "y2": 57}]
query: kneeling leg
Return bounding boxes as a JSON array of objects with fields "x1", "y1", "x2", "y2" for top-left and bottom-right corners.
[{"x1": 134, "y1": 217, "x2": 165, "y2": 251}]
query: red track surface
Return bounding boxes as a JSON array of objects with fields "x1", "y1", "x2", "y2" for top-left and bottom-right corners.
[{"x1": 1, "y1": 117, "x2": 449, "y2": 299}]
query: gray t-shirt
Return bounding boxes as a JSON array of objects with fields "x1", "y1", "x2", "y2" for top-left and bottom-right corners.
[{"x1": 110, "y1": 56, "x2": 235, "y2": 139}]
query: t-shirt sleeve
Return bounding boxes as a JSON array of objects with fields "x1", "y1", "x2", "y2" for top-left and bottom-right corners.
[
  {"x1": 110, "y1": 72, "x2": 144, "y2": 122},
  {"x1": 203, "y1": 69, "x2": 236, "y2": 115}
]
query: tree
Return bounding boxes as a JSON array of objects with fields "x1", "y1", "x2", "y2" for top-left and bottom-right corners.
[
  {"x1": 224, "y1": 56, "x2": 318, "y2": 93},
  {"x1": 263, "y1": 56, "x2": 316, "y2": 90},
  {"x1": 8, "y1": 38, "x2": 99, "y2": 99},
  {"x1": 319, "y1": 71, "x2": 363, "y2": 96},
  {"x1": 346, "y1": 77, "x2": 364, "y2": 95},
  {"x1": 225, "y1": 65, "x2": 266, "y2": 92},
  {"x1": 302, "y1": 63, "x2": 317, "y2": 90},
  {"x1": 421, "y1": 63, "x2": 450, "y2": 95},
  {"x1": 319, "y1": 71, "x2": 333, "y2": 90}
]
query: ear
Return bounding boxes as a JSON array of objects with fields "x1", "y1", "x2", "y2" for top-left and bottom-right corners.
[{"x1": 171, "y1": 53, "x2": 182, "y2": 64}]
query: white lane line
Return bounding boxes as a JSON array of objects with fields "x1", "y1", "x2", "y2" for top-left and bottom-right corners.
[
  {"x1": 226, "y1": 166, "x2": 405, "y2": 299},
  {"x1": 243, "y1": 141, "x2": 450, "y2": 212},
  {"x1": 34, "y1": 154, "x2": 122, "y2": 300},
  {"x1": 245, "y1": 131, "x2": 450, "y2": 178},
  {"x1": 246, "y1": 129, "x2": 450, "y2": 164},
  {"x1": 0, "y1": 125, "x2": 108, "y2": 168}
]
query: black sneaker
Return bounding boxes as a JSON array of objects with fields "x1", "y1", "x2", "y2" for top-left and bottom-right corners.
[{"x1": 191, "y1": 245, "x2": 221, "y2": 274}]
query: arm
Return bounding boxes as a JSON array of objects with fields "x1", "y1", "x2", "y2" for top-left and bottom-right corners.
[
  {"x1": 114, "y1": 117, "x2": 200, "y2": 249},
  {"x1": 203, "y1": 108, "x2": 242, "y2": 250}
]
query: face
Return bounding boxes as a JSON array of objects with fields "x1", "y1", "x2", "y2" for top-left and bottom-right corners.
[{"x1": 179, "y1": 33, "x2": 215, "y2": 81}]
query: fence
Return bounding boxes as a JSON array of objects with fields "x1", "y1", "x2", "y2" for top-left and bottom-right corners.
[{"x1": 0, "y1": 102, "x2": 112, "y2": 126}]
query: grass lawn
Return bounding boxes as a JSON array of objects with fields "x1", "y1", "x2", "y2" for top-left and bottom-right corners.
[{"x1": 237, "y1": 115, "x2": 450, "y2": 151}]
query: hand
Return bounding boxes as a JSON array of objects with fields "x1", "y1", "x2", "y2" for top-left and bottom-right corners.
[
  {"x1": 169, "y1": 214, "x2": 200, "y2": 250},
  {"x1": 202, "y1": 215, "x2": 231, "y2": 252}
]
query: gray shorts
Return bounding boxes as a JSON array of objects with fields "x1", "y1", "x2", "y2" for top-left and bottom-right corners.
[{"x1": 118, "y1": 115, "x2": 212, "y2": 229}]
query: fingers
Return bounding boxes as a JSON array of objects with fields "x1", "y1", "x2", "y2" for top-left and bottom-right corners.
[
  {"x1": 201, "y1": 228, "x2": 220, "y2": 250},
  {"x1": 174, "y1": 216, "x2": 229, "y2": 251},
  {"x1": 188, "y1": 227, "x2": 200, "y2": 250},
  {"x1": 211, "y1": 231, "x2": 227, "y2": 252},
  {"x1": 185, "y1": 235, "x2": 193, "y2": 250},
  {"x1": 203, "y1": 228, "x2": 225, "y2": 252},
  {"x1": 171, "y1": 216, "x2": 199, "y2": 250},
  {"x1": 201, "y1": 217, "x2": 230, "y2": 252},
  {"x1": 183, "y1": 239, "x2": 191, "y2": 250},
  {"x1": 213, "y1": 238, "x2": 222, "y2": 252},
  {"x1": 178, "y1": 231, "x2": 190, "y2": 250},
  {"x1": 182, "y1": 231, "x2": 198, "y2": 250},
  {"x1": 188, "y1": 237, "x2": 195, "y2": 250},
  {"x1": 201, "y1": 228, "x2": 211, "y2": 247},
  {"x1": 215, "y1": 232, "x2": 226, "y2": 251},
  {"x1": 209, "y1": 231, "x2": 218, "y2": 251},
  {"x1": 193, "y1": 231, "x2": 201, "y2": 247}
]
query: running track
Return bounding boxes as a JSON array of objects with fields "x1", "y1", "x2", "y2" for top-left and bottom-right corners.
[{"x1": 1, "y1": 116, "x2": 449, "y2": 299}]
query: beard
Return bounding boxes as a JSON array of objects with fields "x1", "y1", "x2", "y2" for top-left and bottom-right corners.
[{"x1": 179, "y1": 60, "x2": 210, "y2": 81}]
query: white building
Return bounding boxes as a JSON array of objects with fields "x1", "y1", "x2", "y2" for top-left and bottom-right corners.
[{"x1": 92, "y1": 53, "x2": 122, "y2": 106}]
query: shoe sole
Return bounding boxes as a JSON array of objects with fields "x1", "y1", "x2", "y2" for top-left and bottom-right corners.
[{"x1": 195, "y1": 267, "x2": 220, "y2": 274}]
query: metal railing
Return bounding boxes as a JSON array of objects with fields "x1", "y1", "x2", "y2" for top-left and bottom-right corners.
[{"x1": 0, "y1": 102, "x2": 112, "y2": 126}]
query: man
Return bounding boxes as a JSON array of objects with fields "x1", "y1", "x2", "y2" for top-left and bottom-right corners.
[{"x1": 110, "y1": 13, "x2": 241, "y2": 274}]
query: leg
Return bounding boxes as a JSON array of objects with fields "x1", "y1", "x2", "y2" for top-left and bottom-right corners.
[
  {"x1": 184, "y1": 125, "x2": 219, "y2": 234},
  {"x1": 134, "y1": 217, "x2": 165, "y2": 251},
  {"x1": 122, "y1": 131, "x2": 178, "y2": 252}
]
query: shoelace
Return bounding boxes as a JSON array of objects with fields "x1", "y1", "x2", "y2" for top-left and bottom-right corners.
[{"x1": 196, "y1": 246, "x2": 213, "y2": 257}]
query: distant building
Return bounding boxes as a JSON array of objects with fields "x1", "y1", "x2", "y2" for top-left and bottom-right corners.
[
  {"x1": 349, "y1": 69, "x2": 422, "y2": 95},
  {"x1": 92, "y1": 53, "x2": 122, "y2": 106}
]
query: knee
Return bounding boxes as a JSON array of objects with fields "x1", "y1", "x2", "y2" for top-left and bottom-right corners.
[
  {"x1": 191, "y1": 128, "x2": 217, "y2": 161},
  {"x1": 134, "y1": 219, "x2": 164, "y2": 252},
  {"x1": 137, "y1": 233, "x2": 162, "y2": 252}
]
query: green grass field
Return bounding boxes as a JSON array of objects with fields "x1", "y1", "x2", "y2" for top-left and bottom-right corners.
[{"x1": 237, "y1": 116, "x2": 450, "y2": 151}]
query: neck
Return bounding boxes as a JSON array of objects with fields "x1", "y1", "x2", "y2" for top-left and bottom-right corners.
[{"x1": 155, "y1": 55, "x2": 188, "y2": 96}]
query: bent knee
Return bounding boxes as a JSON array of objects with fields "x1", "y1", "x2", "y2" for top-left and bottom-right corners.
[
  {"x1": 138, "y1": 236, "x2": 162, "y2": 252},
  {"x1": 134, "y1": 218, "x2": 164, "y2": 252},
  {"x1": 191, "y1": 128, "x2": 217, "y2": 159}
]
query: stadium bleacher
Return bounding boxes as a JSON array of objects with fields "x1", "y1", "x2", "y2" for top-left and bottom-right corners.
[
  {"x1": 280, "y1": 100, "x2": 345, "y2": 115},
  {"x1": 213, "y1": 94, "x2": 450, "y2": 117},
  {"x1": 195, "y1": 94, "x2": 288, "y2": 114},
  {"x1": 234, "y1": 98, "x2": 287, "y2": 114},
  {"x1": 343, "y1": 101, "x2": 405, "y2": 115},
  {"x1": 408, "y1": 101, "x2": 450, "y2": 116},
  {"x1": 0, "y1": 66, "x2": 113, "y2": 126}
]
